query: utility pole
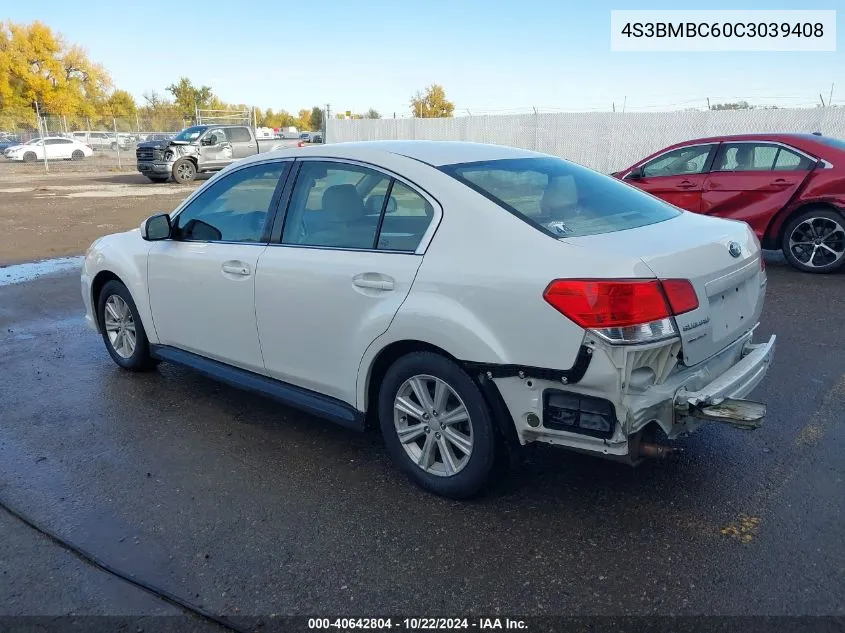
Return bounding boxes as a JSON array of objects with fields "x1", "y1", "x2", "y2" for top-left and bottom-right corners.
[
  {"x1": 707, "y1": 97, "x2": 711, "y2": 110},
  {"x1": 622, "y1": 96, "x2": 627, "y2": 114},
  {"x1": 829, "y1": 83, "x2": 835, "y2": 108},
  {"x1": 324, "y1": 104, "x2": 330, "y2": 141}
]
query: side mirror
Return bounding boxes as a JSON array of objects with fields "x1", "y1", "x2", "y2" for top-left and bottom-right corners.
[
  {"x1": 625, "y1": 166, "x2": 645, "y2": 180},
  {"x1": 201, "y1": 135, "x2": 216, "y2": 146},
  {"x1": 141, "y1": 213, "x2": 171, "y2": 241}
]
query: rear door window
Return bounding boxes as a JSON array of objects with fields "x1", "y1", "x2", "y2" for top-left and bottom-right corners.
[
  {"x1": 441, "y1": 157, "x2": 680, "y2": 238},
  {"x1": 377, "y1": 182, "x2": 435, "y2": 252},
  {"x1": 226, "y1": 127, "x2": 253, "y2": 142},
  {"x1": 713, "y1": 143, "x2": 785, "y2": 171},
  {"x1": 773, "y1": 146, "x2": 815, "y2": 171}
]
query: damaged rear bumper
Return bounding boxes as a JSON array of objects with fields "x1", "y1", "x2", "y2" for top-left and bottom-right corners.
[
  {"x1": 675, "y1": 335, "x2": 776, "y2": 430},
  {"x1": 489, "y1": 328, "x2": 776, "y2": 461}
]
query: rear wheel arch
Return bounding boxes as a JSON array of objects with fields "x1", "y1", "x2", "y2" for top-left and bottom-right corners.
[
  {"x1": 363, "y1": 340, "x2": 455, "y2": 426},
  {"x1": 767, "y1": 201, "x2": 844, "y2": 247},
  {"x1": 362, "y1": 339, "x2": 521, "y2": 462}
]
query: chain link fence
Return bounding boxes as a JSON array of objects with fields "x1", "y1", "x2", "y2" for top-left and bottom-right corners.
[
  {"x1": 327, "y1": 107, "x2": 845, "y2": 173},
  {"x1": 0, "y1": 114, "x2": 191, "y2": 171}
]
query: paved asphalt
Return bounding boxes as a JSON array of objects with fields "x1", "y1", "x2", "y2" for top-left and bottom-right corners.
[{"x1": 0, "y1": 253, "x2": 842, "y2": 624}]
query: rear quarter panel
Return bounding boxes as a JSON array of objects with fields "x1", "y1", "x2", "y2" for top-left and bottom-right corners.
[
  {"x1": 357, "y1": 164, "x2": 656, "y2": 409},
  {"x1": 765, "y1": 168, "x2": 845, "y2": 243}
]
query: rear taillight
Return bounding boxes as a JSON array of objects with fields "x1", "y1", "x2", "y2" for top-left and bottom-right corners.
[
  {"x1": 543, "y1": 279, "x2": 699, "y2": 344},
  {"x1": 660, "y1": 279, "x2": 699, "y2": 314},
  {"x1": 760, "y1": 254, "x2": 766, "y2": 271}
]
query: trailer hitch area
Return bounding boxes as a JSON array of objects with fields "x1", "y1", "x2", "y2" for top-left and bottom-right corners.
[{"x1": 677, "y1": 396, "x2": 766, "y2": 430}]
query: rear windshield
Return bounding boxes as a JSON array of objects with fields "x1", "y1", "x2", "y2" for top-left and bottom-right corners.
[{"x1": 440, "y1": 157, "x2": 681, "y2": 238}]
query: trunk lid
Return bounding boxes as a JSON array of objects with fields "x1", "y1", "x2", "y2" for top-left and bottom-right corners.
[{"x1": 562, "y1": 212, "x2": 766, "y2": 366}]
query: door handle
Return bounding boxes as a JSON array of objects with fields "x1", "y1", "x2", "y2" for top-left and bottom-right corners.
[
  {"x1": 770, "y1": 178, "x2": 791, "y2": 186},
  {"x1": 352, "y1": 275, "x2": 394, "y2": 291},
  {"x1": 677, "y1": 181, "x2": 697, "y2": 189},
  {"x1": 222, "y1": 261, "x2": 251, "y2": 276},
  {"x1": 246, "y1": 144, "x2": 255, "y2": 148}
]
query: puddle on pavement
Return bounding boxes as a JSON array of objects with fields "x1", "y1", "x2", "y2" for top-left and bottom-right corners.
[{"x1": 0, "y1": 256, "x2": 85, "y2": 286}]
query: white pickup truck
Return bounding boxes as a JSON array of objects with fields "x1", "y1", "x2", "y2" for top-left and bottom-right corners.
[{"x1": 135, "y1": 124, "x2": 302, "y2": 183}]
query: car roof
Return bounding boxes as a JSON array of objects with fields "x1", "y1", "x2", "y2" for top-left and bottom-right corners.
[
  {"x1": 665, "y1": 132, "x2": 827, "y2": 146},
  {"x1": 256, "y1": 140, "x2": 546, "y2": 167}
]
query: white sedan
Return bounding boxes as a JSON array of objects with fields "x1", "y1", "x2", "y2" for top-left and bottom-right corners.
[
  {"x1": 81, "y1": 141, "x2": 776, "y2": 498},
  {"x1": 4, "y1": 136, "x2": 93, "y2": 161}
]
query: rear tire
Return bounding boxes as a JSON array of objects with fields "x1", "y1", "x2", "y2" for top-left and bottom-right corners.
[
  {"x1": 71, "y1": 150, "x2": 84, "y2": 161},
  {"x1": 171, "y1": 158, "x2": 197, "y2": 183},
  {"x1": 378, "y1": 352, "x2": 498, "y2": 499},
  {"x1": 781, "y1": 207, "x2": 845, "y2": 273},
  {"x1": 97, "y1": 280, "x2": 159, "y2": 372}
]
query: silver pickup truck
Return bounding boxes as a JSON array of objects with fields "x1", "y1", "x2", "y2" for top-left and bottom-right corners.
[{"x1": 135, "y1": 124, "x2": 301, "y2": 183}]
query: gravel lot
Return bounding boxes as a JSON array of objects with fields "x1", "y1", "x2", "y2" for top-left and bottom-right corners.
[
  {"x1": 0, "y1": 162, "x2": 202, "y2": 265},
  {"x1": 0, "y1": 166, "x2": 843, "y2": 629}
]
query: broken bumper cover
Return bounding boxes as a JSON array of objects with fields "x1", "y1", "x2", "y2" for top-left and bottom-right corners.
[
  {"x1": 491, "y1": 330, "x2": 776, "y2": 460},
  {"x1": 675, "y1": 334, "x2": 776, "y2": 429}
]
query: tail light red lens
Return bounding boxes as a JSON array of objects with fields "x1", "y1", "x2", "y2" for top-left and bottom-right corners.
[
  {"x1": 543, "y1": 279, "x2": 698, "y2": 330},
  {"x1": 660, "y1": 279, "x2": 699, "y2": 315}
]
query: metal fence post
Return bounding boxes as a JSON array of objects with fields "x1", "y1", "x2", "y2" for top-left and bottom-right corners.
[
  {"x1": 113, "y1": 118, "x2": 122, "y2": 170},
  {"x1": 34, "y1": 101, "x2": 48, "y2": 172}
]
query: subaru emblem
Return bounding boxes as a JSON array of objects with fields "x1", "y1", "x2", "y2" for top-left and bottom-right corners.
[{"x1": 728, "y1": 241, "x2": 742, "y2": 258}]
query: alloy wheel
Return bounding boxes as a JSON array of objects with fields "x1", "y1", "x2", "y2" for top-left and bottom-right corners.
[
  {"x1": 393, "y1": 374, "x2": 474, "y2": 477},
  {"x1": 103, "y1": 294, "x2": 137, "y2": 359},
  {"x1": 788, "y1": 216, "x2": 845, "y2": 269},
  {"x1": 176, "y1": 162, "x2": 195, "y2": 180}
]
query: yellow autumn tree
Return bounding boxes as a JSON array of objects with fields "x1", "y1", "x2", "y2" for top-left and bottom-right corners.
[
  {"x1": 410, "y1": 84, "x2": 455, "y2": 118},
  {"x1": 0, "y1": 20, "x2": 113, "y2": 130}
]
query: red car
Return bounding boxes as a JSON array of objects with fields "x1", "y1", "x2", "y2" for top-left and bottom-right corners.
[{"x1": 614, "y1": 133, "x2": 845, "y2": 273}]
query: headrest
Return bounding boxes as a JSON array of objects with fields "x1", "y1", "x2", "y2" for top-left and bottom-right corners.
[{"x1": 321, "y1": 184, "x2": 365, "y2": 218}]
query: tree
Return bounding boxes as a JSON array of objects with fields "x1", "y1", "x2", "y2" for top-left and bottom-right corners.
[
  {"x1": 710, "y1": 100, "x2": 752, "y2": 111},
  {"x1": 310, "y1": 106, "x2": 323, "y2": 132},
  {"x1": 295, "y1": 108, "x2": 311, "y2": 131},
  {"x1": 0, "y1": 20, "x2": 111, "y2": 128},
  {"x1": 138, "y1": 90, "x2": 183, "y2": 132},
  {"x1": 410, "y1": 84, "x2": 454, "y2": 118},
  {"x1": 101, "y1": 89, "x2": 136, "y2": 119},
  {"x1": 166, "y1": 76, "x2": 213, "y2": 119},
  {"x1": 365, "y1": 108, "x2": 381, "y2": 119}
]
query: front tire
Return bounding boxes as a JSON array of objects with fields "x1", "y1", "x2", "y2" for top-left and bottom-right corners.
[
  {"x1": 378, "y1": 352, "x2": 497, "y2": 499},
  {"x1": 23, "y1": 151, "x2": 36, "y2": 163},
  {"x1": 171, "y1": 158, "x2": 197, "y2": 183},
  {"x1": 782, "y1": 208, "x2": 845, "y2": 273},
  {"x1": 97, "y1": 280, "x2": 158, "y2": 371}
]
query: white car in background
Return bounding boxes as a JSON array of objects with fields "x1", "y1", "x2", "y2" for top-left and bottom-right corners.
[
  {"x1": 4, "y1": 137, "x2": 94, "y2": 162},
  {"x1": 81, "y1": 141, "x2": 775, "y2": 498}
]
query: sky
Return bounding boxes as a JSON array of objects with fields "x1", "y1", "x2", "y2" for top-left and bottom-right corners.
[{"x1": 3, "y1": 0, "x2": 843, "y2": 116}]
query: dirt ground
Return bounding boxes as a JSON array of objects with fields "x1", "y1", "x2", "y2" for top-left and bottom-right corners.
[{"x1": 0, "y1": 161, "x2": 203, "y2": 266}]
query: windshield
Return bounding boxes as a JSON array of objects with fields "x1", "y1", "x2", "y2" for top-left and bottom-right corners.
[
  {"x1": 24, "y1": 138, "x2": 42, "y2": 145},
  {"x1": 172, "y1": 126, "x2": 208, "y2": 142},
  {"x1": 440, "y1": 156, "x2": 681, "y2": 238}
]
